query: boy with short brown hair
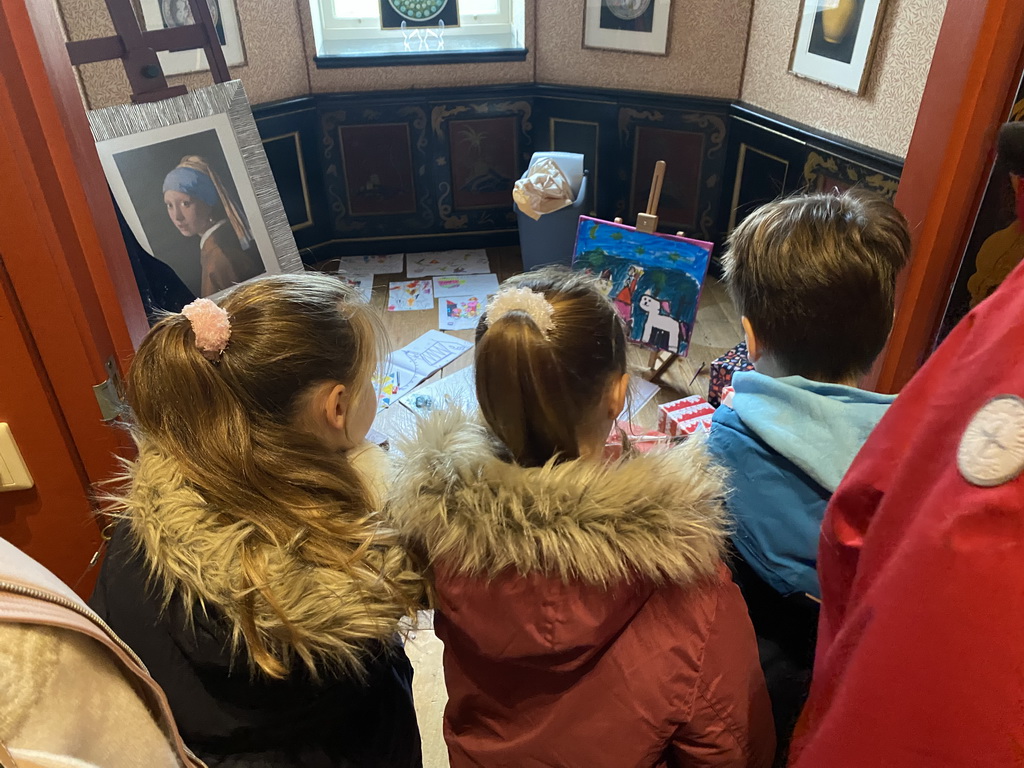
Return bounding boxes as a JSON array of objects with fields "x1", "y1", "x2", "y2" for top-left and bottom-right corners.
[{"x1": 707, "y1": 189, "x2": 911, "y2": 760}]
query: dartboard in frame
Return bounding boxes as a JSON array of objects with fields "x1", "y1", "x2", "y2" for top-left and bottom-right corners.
[{"x1": 380, "y1": 0, "x2": 460, "y2": 29}]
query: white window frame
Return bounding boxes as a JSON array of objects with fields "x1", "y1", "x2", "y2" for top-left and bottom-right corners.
[{"x1": 316, "y1": 0, "x2": 516, "y2": 44}]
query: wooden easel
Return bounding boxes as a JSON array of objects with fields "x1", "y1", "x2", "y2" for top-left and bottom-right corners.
[
  {"x1": 615, "y1": 161, "x2": 689, "y2": 387},
  {"x1": 65, "y1": 0, "x2": 230, "y2": 104}
]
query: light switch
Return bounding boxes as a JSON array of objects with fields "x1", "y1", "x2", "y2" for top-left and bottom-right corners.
[{"x1": 0, "y1": 423, "x2": 33, "y2": 491}]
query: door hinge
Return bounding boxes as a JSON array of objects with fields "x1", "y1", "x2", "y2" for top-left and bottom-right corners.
[{"x1": 93, "y1": 356, "x2": 127, "y2": 422}]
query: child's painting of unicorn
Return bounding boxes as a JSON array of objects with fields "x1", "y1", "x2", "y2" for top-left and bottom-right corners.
[{"x1": 572, "y1": 216, "x2": 712, "y2": 356}]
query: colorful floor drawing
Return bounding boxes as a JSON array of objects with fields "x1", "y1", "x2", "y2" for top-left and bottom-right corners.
[
  {"x1": 373, "y1": 365, "x2": 425, "y2": 412},
  {"x1": 399, "y1": 366, "x2": 477, "y2": 417},
  {"x1": 406, "y1": 249, "x2": 491, "y2": 278},
  {"x1": 337, "y1": 271, "x2": 373, "y2": 302},
  {"x1": 388, "y1": 279, "x2": 434, "y2": 311},
  {"x1": 432, "y1": 272, "x2": 499, "y2": 298},
  {"x1": 439, "y1": 293, "x2": 489, "y2": 331},
  {"x1": 336, "y1": 253, "x2": 405, "y2": 274},
  {"x1": 573, "y1": 217, "x2": 712, "y2": 356}
]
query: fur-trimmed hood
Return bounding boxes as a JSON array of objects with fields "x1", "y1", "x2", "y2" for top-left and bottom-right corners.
[
  {"x1": 391, "y1": 409, "x2": 729, "y2": 586},
  {"x1": 108, "y1": 441, "x2": 421, "y2": 677},
  {"x1": 390, "y1": 410, "x2": 729, "y2": 666}
]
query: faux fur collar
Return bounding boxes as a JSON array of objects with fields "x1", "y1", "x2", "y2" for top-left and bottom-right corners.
[
  {"x1": 108, "y1": 441, "x2": 419, "y2": 676},
  {"x1": 390, "y1": 410, "x2": 728, "y2": 586}
]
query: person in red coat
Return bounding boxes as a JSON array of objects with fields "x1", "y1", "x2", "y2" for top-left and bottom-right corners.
[
  {"x1": 788, "y1": 227, "x2": 1024, "y2": 765},
  {"x1": 391, "y1": 268, "x2": 775, "y2": 768}
]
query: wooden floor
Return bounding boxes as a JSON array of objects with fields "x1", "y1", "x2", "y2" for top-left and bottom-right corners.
[{"x1": 318, "y1": 246, "x2": 744, "y2": 437}]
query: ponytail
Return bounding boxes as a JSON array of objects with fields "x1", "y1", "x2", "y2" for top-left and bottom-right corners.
[
  {"x1": 124, "y1": 274, "x2": 419, "y2": 678},
  {"x1": 475, "y1": 268, "x2": 627, "y2": 467}
]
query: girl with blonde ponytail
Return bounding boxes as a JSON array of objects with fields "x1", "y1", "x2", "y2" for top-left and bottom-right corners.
[
  {"x1": 390, "y1": 267, "x2": 775, "y2": 768},
  {"x1": 90, "y1": 273, "x2": 424, "y2": 767}
]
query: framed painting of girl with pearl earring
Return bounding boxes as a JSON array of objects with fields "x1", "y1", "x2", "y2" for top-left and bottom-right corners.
[
  {"x1": 89, "y1": 81, "x2": 302, "y2": 302},
  {"x1": 790, "y1": 0, "x2": 889, "y2": 95}
]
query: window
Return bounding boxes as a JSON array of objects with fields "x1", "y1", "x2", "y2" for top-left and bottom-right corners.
[{"x1": 311, "y1": 0, "x2": 526, "y2": 63}]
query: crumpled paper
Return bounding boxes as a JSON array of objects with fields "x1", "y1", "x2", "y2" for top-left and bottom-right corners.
[{"x1": 512, "y1": 157, "x2": 574, "y2": 220}]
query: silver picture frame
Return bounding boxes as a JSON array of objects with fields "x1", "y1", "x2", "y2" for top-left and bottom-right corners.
[{"x1": 89, "y1": 81, "x2": 302, "y2": 301}]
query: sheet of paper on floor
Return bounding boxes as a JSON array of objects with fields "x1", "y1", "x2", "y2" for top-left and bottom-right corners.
[
  {"x1": 406, "y1": 249, "x2": 490, "y2": 278},
  {"x1": 390, "y1": 330, "x2": 473, "y2": 379},
  {"x1": 432, "y1": 273, "x2": 499, "y2": 298},
  {"x1": 337, "y1": 253, "x2": 405, "y2": 274},
  {"x1": 438, "y1": 293, "x2": 488, "y2": 331},
  {"x1": 619, "y1": 377, "x2": 660, "y2": 421},
  {"x1": 337, "y1": 270, "x2": 373, "y2": 303},
  {"x1": 373, "y1": 365, "x2": 425, "y2": 412},
  {"x1": 399, "y1": 366, "x2": 477, "y2": 417},
  {"x1": 388, "y1": 279, "x2": 434, "y2": 311}
]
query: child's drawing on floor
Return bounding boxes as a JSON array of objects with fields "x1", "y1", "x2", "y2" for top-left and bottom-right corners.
[
  {"x1": 439, "y1": 293, "x2": 489, "y2": 331},
  {"x1": 388, "y1": 279, "x2": 434, "y2": 311},
  {"x1": 572, "y1": 217, "x2": 712, "y2": 356}
]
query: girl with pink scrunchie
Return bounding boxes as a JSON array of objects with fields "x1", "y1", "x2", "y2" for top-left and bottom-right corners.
[{"x1": 89, "y1": 273, "x2": 425, "y2": 767}]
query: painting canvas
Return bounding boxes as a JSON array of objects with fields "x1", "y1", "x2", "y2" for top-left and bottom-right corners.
[
  {"x1": 790, "y1": 0, "x2": 888, "y2": 95},
  {"x1": 573, "y1": 217, "x2": 712, "y2": 356},
  {"x1": 89, "y1": 81, "x2": 301, "y2": 303},
  {"x1": 450, "y1": 118, "x2": 518, "y2": 209},
  {"x1": 583, "y1": 0, "x2": 671, "y2": 55},
  {"x1": 138, "y1": 0, "x2": 246, "y2": 75},
  {"x1": 339, "y1": 124, "x2": 417, "y2": 216}
]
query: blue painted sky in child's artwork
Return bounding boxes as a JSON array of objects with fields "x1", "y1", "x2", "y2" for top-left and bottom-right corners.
[
  {"x1": 574, "y1": 218, "x2": 711, "y2": 284},
  {"x1": 571, "y1": 217, "x2": 714, "y2": 356}
]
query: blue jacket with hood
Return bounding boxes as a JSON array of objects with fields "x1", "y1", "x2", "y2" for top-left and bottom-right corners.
[{"x1": 707, "y1": 370, "x2": 895, "y2": 599}]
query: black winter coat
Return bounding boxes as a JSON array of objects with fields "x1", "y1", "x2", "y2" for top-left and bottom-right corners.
[{"x1": 91, "y1": 526, "x2": 422, "y2": 768}]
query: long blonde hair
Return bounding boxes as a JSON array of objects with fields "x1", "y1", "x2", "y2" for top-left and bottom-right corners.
[
  {"x1": 475, "y1": 267, "x2": 627, "y2": 467},
  {"x1": 124, "y1": 273, "x2": 418, "y2": 677}
]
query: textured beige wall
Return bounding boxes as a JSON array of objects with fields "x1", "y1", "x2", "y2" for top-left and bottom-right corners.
[
  {"x1": 58, "y1": 0, "x2": 533, "y2": 109},
  {"x1": 741, "y1": 0, "x2": 948, "y2": 157},
  {"x1": 534, "y1": 0, "x2": 754, "y2": 99},
  {"x1": 300, "y1": 0, "x2": 534, "y2": 93},
  {"x1": 58, "y1": 0, "x2": 308, "y2": 109}
]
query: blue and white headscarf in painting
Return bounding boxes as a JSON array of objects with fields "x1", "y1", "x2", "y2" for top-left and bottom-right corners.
[
  {"x1": 162, "y1": 166, "x2": 220, "y2": 209},
  {"x1": 162, "y1": 156, "x2": 253, "y2": 250}
]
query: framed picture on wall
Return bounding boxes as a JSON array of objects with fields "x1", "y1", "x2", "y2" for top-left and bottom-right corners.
[
  {"x1": 380, "y1": 0, "x2": 460, "y2": 30},
  {"x1": 790, "y1": 0, "x2": 888, "y2": 95},
  {"x1": 88, "y1": 81, "x2": 302, "y2": 302},
  {"x1": 583, "y1": 0, "x2": 671, "y2": 56},
  {"x1": 137, "y1": 0, "x2": 246, "y2": 75}
]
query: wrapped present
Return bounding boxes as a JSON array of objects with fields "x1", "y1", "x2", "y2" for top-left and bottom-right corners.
[
  {"x1": 709, "y1": 342, "x2": 754, "y2": 407},
  {"x1": 604, "y1": 421, "x2": 669, "y2": 460},
  {"x1": 658, "y1": 396, "x2": 715, "y2": 438}
]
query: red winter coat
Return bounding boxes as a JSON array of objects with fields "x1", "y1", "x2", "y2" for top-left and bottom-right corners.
[
  {"x1": 789, "y1": 258, "x2": 1024, "y2": 767},
  {"x1": 392, "y1": 411, "x2": 775, "y2": 768}
]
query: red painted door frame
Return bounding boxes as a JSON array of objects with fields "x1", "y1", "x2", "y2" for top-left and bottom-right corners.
[
  {"x1": 0, "y1": 0, "x2": 149, "y2": 590},
  {"x1": 872, "y1": 0, "x2": 1024, "y2": 393}
]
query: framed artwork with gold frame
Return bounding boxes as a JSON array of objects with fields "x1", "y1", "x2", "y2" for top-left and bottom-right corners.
[{"x1": 789, "y1": 0, "x2": 888, "y2": 95}]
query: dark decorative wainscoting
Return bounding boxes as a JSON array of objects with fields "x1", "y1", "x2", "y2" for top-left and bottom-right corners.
[
  {"x1": 253, "y1": 88, "x2": 904, "y2": 263},
  {"x1": 717, "y1": 104, "x2": 903, "y2": 235}
]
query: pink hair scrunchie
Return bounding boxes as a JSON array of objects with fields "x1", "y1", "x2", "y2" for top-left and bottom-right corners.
[{"x1": 181, "y1": 298, "x2": 231, "y2": 361}]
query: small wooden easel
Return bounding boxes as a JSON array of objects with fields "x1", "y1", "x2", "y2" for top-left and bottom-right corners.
[
  {"x1": 615, "y1": 161, "x2": 690, "y2": 387},
  {"x1": 65, "y1": 0, "x2": 230, "y2": 104}
]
